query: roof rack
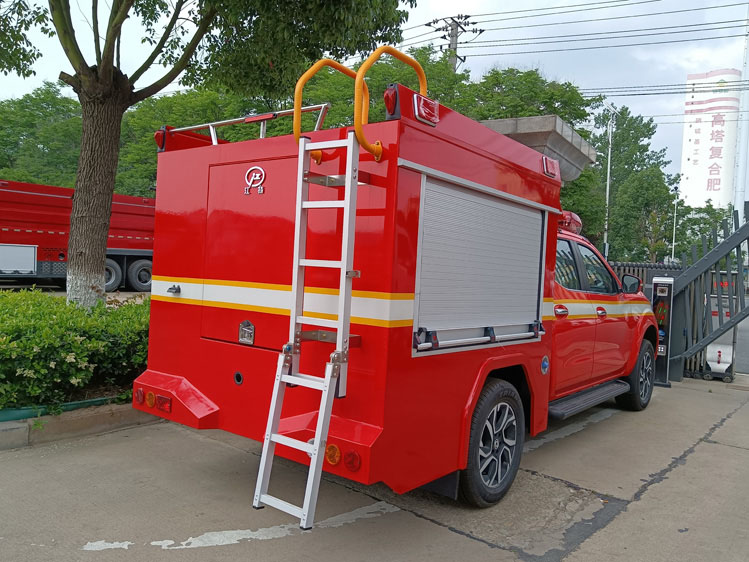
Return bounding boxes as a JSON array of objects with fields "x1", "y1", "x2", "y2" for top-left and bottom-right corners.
[{"x1": 169, "y1": 103, "x2": 330, "y2": 145}]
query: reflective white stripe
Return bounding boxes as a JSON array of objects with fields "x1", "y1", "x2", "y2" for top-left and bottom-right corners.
[
  {"x1": 152, "y1": 279, "x2": 414, "y2": 324},
  {"x1": 542, "y1": 300, "x2": 653, "y2": 319}
]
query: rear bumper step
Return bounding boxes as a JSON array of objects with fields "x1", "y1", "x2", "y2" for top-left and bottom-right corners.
[{"x1": 548, "y1": 380, "x2": 630, "y2": 420}]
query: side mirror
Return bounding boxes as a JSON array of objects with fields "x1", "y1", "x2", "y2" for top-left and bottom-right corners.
[{"x1": 621, "y1": 274, "x2": 642, "y2": 294}]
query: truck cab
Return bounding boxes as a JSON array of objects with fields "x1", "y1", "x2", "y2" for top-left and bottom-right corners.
[{"x1": 551, "y1": 213, "x2": 657, "y2": 413}]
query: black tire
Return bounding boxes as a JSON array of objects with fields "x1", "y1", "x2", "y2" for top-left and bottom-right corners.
[
  {"x1": 460, "y1": 379, "x2": 524, "y2": 507},
  {"x1": 104, "y1": 258, "x2": 123, "y2": 292},
  {"x1": 615, "y1": 340, "x2": 655, "y2": 411},
  {"x1": 126, "y1": 259, "x2": 152, "y2": 292}
]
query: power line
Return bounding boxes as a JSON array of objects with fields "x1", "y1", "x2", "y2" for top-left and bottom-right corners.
[
  {"x1": 465, "y1": 33, "x2": 746, "y2": 58},
  {"x1": 399, "y1": 0, "x2": 639, "y2": 32},
  {"x1": 475, "y1": 2, "x2": 748, "y2": 34},
  {"x1": 457, "y1": 23, "x2": 748, "y2": 49},
  {"x1": 472, "y1": 0, "x2": 663, "y2": 25},
  {"x1": 588, "y1": 87, "x2": 749, "y2": 97},
  {"x1": 456, "y1": 19, "x2": 747, "y2": 46},
  {"x1": 470, "y1": 0, "x2": 635, "y2": 19},
  {"x1": 580, "y1": 80, "x2": 749, "y2": 92}
]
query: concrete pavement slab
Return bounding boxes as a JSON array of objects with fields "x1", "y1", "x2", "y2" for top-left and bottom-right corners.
[
  {"x1": 565, "y1": 437, "x2": 749, "y2": 562},
  {"x1": 521, "y1": 379, "x2": 746, "y2": 500},
  {"x1": 0, "y1": 423, "x2": 502, "y2": 562}
]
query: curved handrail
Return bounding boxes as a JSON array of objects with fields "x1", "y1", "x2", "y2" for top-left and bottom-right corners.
[
  {"x1": 354, "y1": 46, "x2": 428, "y2": 162},
  {"x1": 294, "y1": 59, "x2": 369, "y2": 163}
]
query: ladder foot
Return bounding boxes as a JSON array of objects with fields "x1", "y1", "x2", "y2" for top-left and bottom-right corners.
[
  {"x1": 252, "y1": 505, "x2": 265, "y2": 510},
  {"x1": 300, "y1": 525, "x2": 312, "y2": 531}
]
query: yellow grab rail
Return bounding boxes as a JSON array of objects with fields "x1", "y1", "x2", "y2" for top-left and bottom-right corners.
[
  {"x1": 355, "y1": 46, "x2": 428, "y2": 162},
  {"x1": 294, "y1": 59, "x2": 369, "y2": 163}
]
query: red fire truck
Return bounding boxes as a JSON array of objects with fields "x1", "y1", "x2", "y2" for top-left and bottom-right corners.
[
  {"x1": 133, "y1": 47, "x2": 656, "y2": 528},
  {"x1": 0, "y1": 179, "x2": 155, "y2": 291}
]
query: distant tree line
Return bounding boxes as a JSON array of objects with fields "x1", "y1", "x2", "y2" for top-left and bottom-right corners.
[{"x1": 0, "y1": 46, "x2": 726, "y2": 264}]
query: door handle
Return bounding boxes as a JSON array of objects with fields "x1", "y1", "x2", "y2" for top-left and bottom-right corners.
[
  {"x1": 554, "y1": 305, "x2": 569, "y2": 317},
  {"x1": 596, "y1": 306, "x2": 607, "y2": 318}
]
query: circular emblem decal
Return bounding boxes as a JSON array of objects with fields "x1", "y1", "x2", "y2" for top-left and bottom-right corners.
[
  {"x1": 244, "y1": 166, "x2": 266, "y2": 194},
  {"x1": 541, "y1": 356, "x2": 550, "y2": 375}
]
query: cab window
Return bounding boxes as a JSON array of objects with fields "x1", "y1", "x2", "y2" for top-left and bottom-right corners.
[
  {"x1": 577, "y1": 244, "x2": 617, "y2": 294},
  {"x1": 555, "y1": 239, "x2": 581, "y2": 290}
]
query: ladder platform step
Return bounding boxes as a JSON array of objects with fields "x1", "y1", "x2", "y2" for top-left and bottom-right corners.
[
  {"x1": 306, "y1": 139, "x2": 349, "y2": 150},
  {"x1": 271, "y1": 433, "x2": 315, "y2": 454},
  {"x1": 297, "y1": 315, "x2": 339, "y2": 329},
  {"x1": 259, "y1": 494, "x2": 304, "y2": 519},
  {"x1": 281, "y1": 372, "x2": 326, "y2": 390},
  {"x1": 304, "y1": 171, "x2": 371, "y2": 187},
  {"x1": 299, "y1": 259, "x2": 342, "y2": 269},
  {"x1": 302, "y1": 200, "x2": 346, "y2": 209}
]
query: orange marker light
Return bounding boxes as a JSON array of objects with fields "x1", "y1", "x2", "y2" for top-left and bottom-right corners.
[
  {"x1": 325, "y1": 444, "x2": 341, "y2": 466},
  {"x1": 145, "y1": 391, "x2": 156, "y2": 408}
]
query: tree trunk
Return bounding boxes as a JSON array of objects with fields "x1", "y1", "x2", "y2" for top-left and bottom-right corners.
[{"x1": 67, "y1": 89, "x2": 127, "y2": 307}]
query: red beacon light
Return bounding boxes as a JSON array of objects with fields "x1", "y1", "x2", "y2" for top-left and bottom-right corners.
[{"x1": 559, "y1": 210, "x2": 583, "y2": 235}]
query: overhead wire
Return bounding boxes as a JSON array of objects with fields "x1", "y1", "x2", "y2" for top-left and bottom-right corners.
[
  {"x1": 456, "y1": 19, "x2": 747, "y2": 46},
  {"x1": 471, "y1": 2, "x2": 748, "y2": 34},
  {"x1": 471, "y1": 0, "x2": 664, "y2": 24},
  {"x1": 465, "y1": 33, "x2": 747, "y2": 58}
]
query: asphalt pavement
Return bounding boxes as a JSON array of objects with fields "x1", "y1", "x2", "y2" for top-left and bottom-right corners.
[{"x1": 1, "y1": 377, "x2": 748, "y2": 562}]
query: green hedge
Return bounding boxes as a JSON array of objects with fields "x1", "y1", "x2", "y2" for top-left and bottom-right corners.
[{"x1": 0, "y1": 291, "x2": 150, "y2": 409}]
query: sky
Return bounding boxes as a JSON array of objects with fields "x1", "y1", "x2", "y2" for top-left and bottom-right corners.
[{"x1": 2, "y1": 0, "x2": 748, "y2": 179}]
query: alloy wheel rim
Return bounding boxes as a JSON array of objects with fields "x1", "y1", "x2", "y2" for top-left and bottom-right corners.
[
  {"x1": 639, "y1": 350, "x2": 653, "y2": 401},
  {"x1": 478, "y1": 402, "x2": 517, "y2": 488}
]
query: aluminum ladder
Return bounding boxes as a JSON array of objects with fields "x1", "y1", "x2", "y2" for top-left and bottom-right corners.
[{"x1": 253, "y1": 131, "x2": 360, "y2": 529}]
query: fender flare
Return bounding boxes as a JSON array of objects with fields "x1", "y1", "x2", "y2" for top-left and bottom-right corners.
[{"x1": 456, "y1": 353, "x2": 549, "y2": 469}]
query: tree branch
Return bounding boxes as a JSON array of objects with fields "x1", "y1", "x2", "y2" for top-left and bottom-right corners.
[
  {"x1": 100, "y1": 0, "x2": 135, "y2": 84},
  {"x1": 130, "y1": 8, "x2": 216, "y2": 105},
  {"x1": 48, "y1": 0, "x2": 93, "y2": 80},
  {"x1": 93, "y1": 0, "x2": 101, "y2": 65},
  {"x1": 130, "y1": 0, "x2": 184, "y2": 84}
]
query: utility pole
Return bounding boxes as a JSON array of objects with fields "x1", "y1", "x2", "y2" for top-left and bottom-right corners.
[
  {"x1": 448, "y1": 19, "x2": 461, "y2": 71},
  {"x1": 733, "y1": 3, "x2": 749, "y2": 225},
  {"x1": 603, "y1": 102, "x2": 616, "y2": 260},
  {"x1": 425, "y1": 15, "x2": 482, "y2": 72}
]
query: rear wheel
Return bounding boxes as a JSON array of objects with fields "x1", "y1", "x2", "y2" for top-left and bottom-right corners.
[
  {"x1": 616, "y1": 340, "x2": 655, "y2": 411},
  {"x1": 104, "y1": 258, "x2": 122, "y2": 292},
  {"x1": 126, "y1": 259, "x2": 152, "y2": 291},
  {"x1": 460, "y1": 379, "x2": 524, "y2": 507}
]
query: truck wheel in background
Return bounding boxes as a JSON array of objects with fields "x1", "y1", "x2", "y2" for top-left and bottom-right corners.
[
  {"x1": 127, "y1": 259, "x2": 152, "y2": 292},
  {"x1": 616, "y1": 340, "x2": 655, "y2": 411},
  {"x1": 104, "y1": 258, "x2": 123, "y2": 292},
  {"x1": 460, "y1": 379, "x2": 525, "y2": 507}
]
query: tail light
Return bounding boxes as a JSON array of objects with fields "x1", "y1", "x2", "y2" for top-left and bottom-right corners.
[
  {"x1": 156, "y1": 395, "x2": 172, "y2": 413},
  {"x1": 344, "y1": 450, "x2": 361, "y2": 472},
  {"x1": 134, "y1": 388, "x2": 144, "y2": 404}
]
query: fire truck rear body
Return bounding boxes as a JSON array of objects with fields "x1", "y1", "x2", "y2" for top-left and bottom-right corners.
[{"x1": 135, "y1": 81, "x2": 655, "y2": 501}]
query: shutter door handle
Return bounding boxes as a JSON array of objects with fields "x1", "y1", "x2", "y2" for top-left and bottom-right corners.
[{"x1": 554, "y1": 305, "x2": 569, "y2": 318}]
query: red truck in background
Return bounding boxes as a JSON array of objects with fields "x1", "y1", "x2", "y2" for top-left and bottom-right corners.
[
  {"x1": 133, "y1": 47, "x2": 657, "y2": 529},
  {"x1": 0, "y1": 179, "x2": 155, "y2": 291}
]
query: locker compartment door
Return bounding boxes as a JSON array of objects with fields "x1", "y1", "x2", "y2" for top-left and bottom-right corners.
[{"x1": 414, "y1": 176, "x2": 545, "y2": 348}]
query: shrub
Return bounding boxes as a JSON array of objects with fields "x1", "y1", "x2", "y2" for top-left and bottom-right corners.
[{"x1": 0, "y1": 290, "x2": 150, "y2": 409}]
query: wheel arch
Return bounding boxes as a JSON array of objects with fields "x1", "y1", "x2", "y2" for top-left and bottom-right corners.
[{"x1": 458, "y1": 353, "x2": 549, "y2": 469}]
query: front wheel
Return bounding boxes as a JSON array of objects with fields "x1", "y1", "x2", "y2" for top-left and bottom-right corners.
[
  {"x1": 616, "y1": 339, "x2": 655, "y2": 411},
  {"x1": 460, "y1": 379, "x2": 524, "y2": 507}
]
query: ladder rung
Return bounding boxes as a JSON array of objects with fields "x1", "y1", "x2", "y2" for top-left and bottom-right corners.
[
  {"x1": 299, "y1": 259, "x2": 342, "y2": 268},
  {"x1": 259, "y1": 494, "x2": 304, "y2": 519},
  {"x1": 306, "y1": 139, "x2": 348, "y2": 150},
  {"x1": 302, "y1": 200, "x2": 346, "y2": 209},
  {"x1": 297, "y1": 315, "x2": 339, "y2": 329},
  {"x1": 271, "y1": 433, "x2": 315, "y2": 454},
  {"x1": 281, "y1": 373, "x2": 326, "y2": 390}
]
